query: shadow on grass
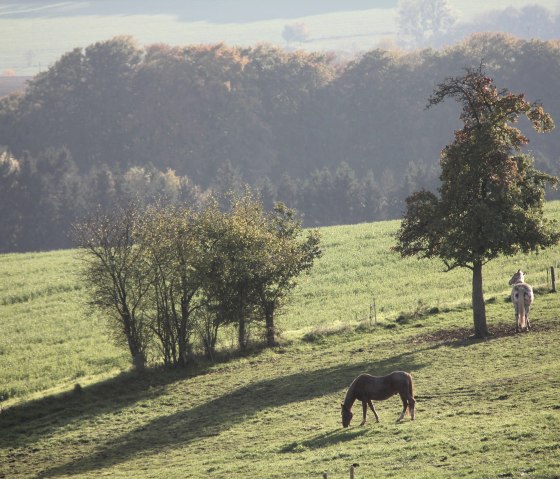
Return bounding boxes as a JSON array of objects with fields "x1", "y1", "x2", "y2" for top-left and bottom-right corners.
[
  {"x1": 33, "y1": 352, "x2": 424, "y2": 478},
  {"x1": 281, "y1": 428, "x2": 368, "y2": 452},
  {"x1": 410, "y1": 320, "x2": 555, "y2": 349},
  {"x1": 0, "y1": 366, "x2": 196, "y2": 448},
  {"x1": 0, "y1": 343, "x2": 287, "y2": 448}
]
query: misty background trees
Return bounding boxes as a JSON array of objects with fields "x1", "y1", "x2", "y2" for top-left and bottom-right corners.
[
  {"x1": 1, "y1": 32, "x2": 560, "y2": 252},
  {"x1": 395, "y1": 1, "x2": 559, "y2": 50}
]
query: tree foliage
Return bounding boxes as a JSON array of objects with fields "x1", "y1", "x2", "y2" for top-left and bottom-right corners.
[
  {"x1": 72, "y1": 203, "x2": 151, "y2": 369},
  {"x1": 395, "y1": 65, "x2": 559, "y2": 337},
  {"x1": 139, "y1": 205, "x2": 203, "y2": 367}
]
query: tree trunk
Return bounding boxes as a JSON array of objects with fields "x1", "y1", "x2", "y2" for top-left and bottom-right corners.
[
  {"x1": 265, "y1": 303, "x2": 276, "y2": 347},
  {"x1": 122, "y1": 310, "x2": 145, "y2": 369},
  {"x1": 178, "y1": 311, "x2": 189, "y2": 368},
  {"x1": 238, "y1": 285, "x2": 248, "y2": 351},
  {"x1": 471, "y1": 261, "x2": 489, "y2": 338},
  {"x1": 178, "y1": 340, "x2": 188, "y2": 368},
  {"x1": 238, "y1": 315, "x2": 246, "y2": 351}
]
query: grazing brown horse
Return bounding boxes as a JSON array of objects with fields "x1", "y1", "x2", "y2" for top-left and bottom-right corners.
[
  {"x1": 341, "y1": 371, "x2": 415, "y2": 427},
  {"x1": 508, "y1": 269, "x2": 534, "y2": 332}
]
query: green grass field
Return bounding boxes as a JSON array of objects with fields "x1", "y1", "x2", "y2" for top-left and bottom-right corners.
[{"x1": 1, "y1": 203, "x2": 560, "y2": 478}]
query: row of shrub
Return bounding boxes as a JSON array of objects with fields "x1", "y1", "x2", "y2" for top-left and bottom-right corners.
[{"x1": 72, "y1": 191, "x2": 321, "y2": 368}]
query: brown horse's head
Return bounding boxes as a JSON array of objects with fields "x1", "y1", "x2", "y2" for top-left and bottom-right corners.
[{"x1": 341, "y1": 403, "x2": 353, "y2": 428}]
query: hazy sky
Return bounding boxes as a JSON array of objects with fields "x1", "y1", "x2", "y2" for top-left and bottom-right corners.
[{"x1": 1, "y1": 0, "x2": 559, "y2": 76}]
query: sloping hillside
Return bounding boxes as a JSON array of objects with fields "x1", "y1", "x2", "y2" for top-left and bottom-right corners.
[
  {"x1": 1, "y1": 205, "x2": 560, "y2": 477},
  {"x1": 1, "y1": 304, "x2": 559, "y2": 478}
]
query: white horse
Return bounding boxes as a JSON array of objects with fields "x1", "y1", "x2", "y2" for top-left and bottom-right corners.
[{"x1": 508, "y1": 270, "x2": 534, "y2": 332}]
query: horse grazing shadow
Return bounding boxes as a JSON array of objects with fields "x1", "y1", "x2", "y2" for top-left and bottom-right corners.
[{"x1": 37, "y1": 353, "x2": 425, "y2": 478}]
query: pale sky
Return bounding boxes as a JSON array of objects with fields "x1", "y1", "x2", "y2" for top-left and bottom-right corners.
[{"x1": 1, "y1": 0, "x2": 559, "y2": 76}]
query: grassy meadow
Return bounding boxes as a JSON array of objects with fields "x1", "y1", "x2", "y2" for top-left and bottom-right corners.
[{"x1": 1, "y1": 202, "x2": 560, "y2": 478}]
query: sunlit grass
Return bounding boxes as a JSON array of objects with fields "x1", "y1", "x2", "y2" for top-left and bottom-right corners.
[
  {"x1": 281, "y1": 201, "x2": 560, "y2": 334},
  {"x1": 1, "y1": 295, "x2": 559, "y2": 478},
  {"x1": 0, "y1": 250, "x2": 129, "y2": 402}
]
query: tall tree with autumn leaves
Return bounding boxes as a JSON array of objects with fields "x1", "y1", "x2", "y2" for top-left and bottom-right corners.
[{"x1": 395, "y1": 65, "x2": 559, "y2": 338}]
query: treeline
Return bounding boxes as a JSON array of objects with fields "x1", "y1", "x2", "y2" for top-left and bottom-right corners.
[
  {"x1": 1, "y1": 33, "x2": 560, "y2": 252},
  {"x1": 0, "y1": 150, "x2": 419, "y2": 252},
  {"x1": 73, "y1": 193, "x2": 321, "y2": 368},
  {"x1": 0, "y1": 149, "x2": 206, "y2": 252}
]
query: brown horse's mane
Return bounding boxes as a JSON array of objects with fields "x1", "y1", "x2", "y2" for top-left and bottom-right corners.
[{"x1": 343, "y1": 375, "x2": 360, "y2": 409}]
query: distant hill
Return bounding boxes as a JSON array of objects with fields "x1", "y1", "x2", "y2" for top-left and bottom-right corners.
[
  {"x1": 0, "y1": 1, "x2": 396, "y2": 23},
  {"x1": 0, "y1": 77, "x2": 30, "y2": 98}
]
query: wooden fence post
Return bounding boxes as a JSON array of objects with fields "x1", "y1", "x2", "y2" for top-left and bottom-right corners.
[
  {"x1": 369, "y1": 295, "x2": 377, "y2": 326},
  {"x1": 551, "y1": 266, "x2": 556, "y2": 293}
]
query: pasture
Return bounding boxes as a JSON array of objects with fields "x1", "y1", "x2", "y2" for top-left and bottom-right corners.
[{"x1": 1, "y1": 202, "x2": 560, "y2": 478}]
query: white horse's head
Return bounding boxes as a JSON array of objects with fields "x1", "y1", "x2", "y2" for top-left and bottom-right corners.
[{"x1": 509, "y1": 269, "x2": 525, "y2": 285}]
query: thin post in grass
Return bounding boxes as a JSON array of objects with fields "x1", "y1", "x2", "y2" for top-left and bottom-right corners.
[
  {"x1": 369, "y1": 294, "x2": 377, "y2": 327},
  {"x1": 551, "y1": 266, "x2": 556, "y2": 293}
]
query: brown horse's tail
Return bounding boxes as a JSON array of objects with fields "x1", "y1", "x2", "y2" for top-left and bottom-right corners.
[{"x1": 408, "y1": 372, "x2": 416, "y2": 420}]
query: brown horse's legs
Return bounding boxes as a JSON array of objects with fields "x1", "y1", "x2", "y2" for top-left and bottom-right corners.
[
  {"x1": 360, "y1": 400, "x2": 380, "y2": 425},
  {"x1": 409, "y1": 396, "x2": 416, "y2": 420},
  {"x1": 360, "y1": 401, "x2": 367, "y2": 426},
  {"x1": 397, "y1": 393, "x2": 411, "y2": 422},
  {"x1": 367, "y1": 400, "x2": 380, "y2": 422}
]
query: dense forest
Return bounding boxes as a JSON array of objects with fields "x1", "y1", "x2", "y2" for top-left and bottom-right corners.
[{"x1": 1, "y1": 33, "x2": 560, "y2": 252}]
